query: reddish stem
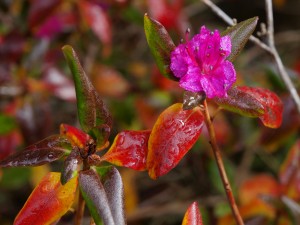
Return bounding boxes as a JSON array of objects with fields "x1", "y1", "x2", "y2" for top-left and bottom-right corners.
[{"x1": 203, "y1": 100, "x2": 244, "y2": 225}]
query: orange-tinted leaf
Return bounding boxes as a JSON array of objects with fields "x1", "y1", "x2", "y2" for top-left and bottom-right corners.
[
  {"x1": 147, "y1": 103, "x2": 204, "y2": 179},
  {"x1": 60, "y1": 124, "x2": 91, "y2": 149},
  {"x1": 0, "y1": 135, "x2": 70, "y2": 168},
  {"x1": 91, "y1": 65, "x2": 130, "y2": 98},
  {"x1": 14, "y1": 172, "x2": 78, "y2": 225},
  {"x1": 102, "y1": 130, "x2": 151, "y2": 171},
  {"x1": 239, "y1": 174, "x2": 281, "y2": 205},
  {"x1": 218, "y1": 199, "x2": 276, "y2": 225},
  {"x1": 182, "y1": 202, "x2": 203, "y2": 225},
  {"x1": 239, "y1": 86, "x2": 283, "y2": 128}
]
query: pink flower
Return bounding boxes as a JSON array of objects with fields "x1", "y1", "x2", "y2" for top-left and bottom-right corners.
[{"x1": 170, "y1": 26, "x2": 236, "y2": 98}]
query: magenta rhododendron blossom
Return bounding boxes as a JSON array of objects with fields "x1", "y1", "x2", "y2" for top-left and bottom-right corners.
[{"x1": 170, "y1": 26, "x2": 236, "y2": 98}]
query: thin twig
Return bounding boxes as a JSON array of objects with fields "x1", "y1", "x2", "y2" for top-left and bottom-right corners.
[
  {"x1": 203, "y1": 100, "x2": 244, "y2": 225},
  {"x1": 202, "y1": 0, "x2": 300, "y2": 113},
  {"x1": 265, "y1": 0, "x2": 275, "y2": 47},
  {"x1": 74, "y1": 192, "x2": 85, "y2": 225}
]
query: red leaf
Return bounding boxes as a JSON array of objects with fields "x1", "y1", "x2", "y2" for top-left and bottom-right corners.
[
  {"x1": 35, "y1": 12, "x2": 77, "y2": 39},
  {"x1": 147, "y1": 103, "x2": 204, "y2": 179},
  {"x1": 14, "y1": 172, "x2": 77, "y2": 225},
  {"x1": 28, "y1": 0, "x2": 61, "y2": 29},
  {"x1": 79, "y1": 0, "x2": 112, "y2": 55},
  {"x1": 147, "y1": 0, "x2": 186, "y2": 32},
  {"x1": 239, "y1": 174, "x2": 281, "y2": 205},
  {"x1": 102, "y1": 130, "x2": 151, "y2": 171},
  {"x1": 43, "y1": 67, "x2": 76, "y2": 101},
  {"x1": 239, "y1": 86, "x2": 283, "y2": 128},
  {"x1": 0, "y1": 131, "x2": 22, "y2": 160},
  {"x1": 182, "y1": 202, "x2": 203, "y2": 225},
  {"x1": 60, "y1": 124, "x2": 91, "y2": 149}
]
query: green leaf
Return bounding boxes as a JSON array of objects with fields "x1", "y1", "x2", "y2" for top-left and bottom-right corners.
[
  {"x1": 62, "y1": 45, "x2": 112, "y2": 133},
  {"x1": 214, "y1": 86, "x2": 265, "y2": 118},
  {"x1": 0, "y1": 114, "x2": 17, "y2": 135},
  {"x1": 222, "y1": 17, "x2": 258, "y2": 62},
  {"x1": 144, "y1": 14, "x2": 177, "y2": 81}
]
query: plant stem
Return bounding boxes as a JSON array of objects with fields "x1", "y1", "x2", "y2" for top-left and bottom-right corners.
[
  {"x1": 75, "y1": 159, "x2": 90, "y2": 225},
  {"x1": 75, "y1": 192, "x2": 85, "y2": 225},
  {"x1": 203, "y1": 100, "x2": 244, "y2": 225}
]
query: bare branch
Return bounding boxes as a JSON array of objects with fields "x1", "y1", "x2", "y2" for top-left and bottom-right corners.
[{"x1": 202, "y1": 0, "x2": 300, "y2": 113}]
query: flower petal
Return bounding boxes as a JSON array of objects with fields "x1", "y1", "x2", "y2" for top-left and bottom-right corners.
[
  {"x1": 179, "y1": 66, "x2": 203, "y2": 92},
  {"x1": 170, "y1": 43, "x2": 189, "y2": 78}
]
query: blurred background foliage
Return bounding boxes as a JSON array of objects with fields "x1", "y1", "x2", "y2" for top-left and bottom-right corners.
[{"x1": 0, "y1": 0, "x2": 299, "y2": 224}]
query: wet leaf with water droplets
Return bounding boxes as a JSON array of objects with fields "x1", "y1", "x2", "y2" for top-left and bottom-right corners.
[
  {"x1": 14, "y1": 172, "x2": 78, "y2": 225},
  {"x1": 0, "y1": 135, "x2": 70, "y2": 168},
  {"x1": 62, "y1": 45, "x2": 112, "y2": 133},
  {"x1": 214, "y1": 86, "x2": 265, "y2": 118},
  {"x1": 182, "y1": 202, "x2": 203, "y2": 225},
  {"x1": 60, "y1": 123, "x2": 91, "y2": 149},
  {"x1": 147, "y1": 103, "x2": 204, "y2": 179},
  {"x1": 102, "y1": 130, "x2": 151, "y2": 171}
]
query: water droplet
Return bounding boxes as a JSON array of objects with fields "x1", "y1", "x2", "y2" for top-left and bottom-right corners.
[
  {"x1": 180, "y1": 38, "x2": 184, "y2": 43},
  {"x1": 219, "y1": 47, "x2": 223, "y2": 51},
  {"x1": 118, "y1": 135, "x2": 125, "y2": 145},
  {"x1": 41, "y1": 183, "x2": 51, "y2": 193},
  {"x1": 178, "y1": 119, "x2": 185, "y2": 128},
  {"x1": 48, "y1": 153, "x2": 54, "y2": 159}
]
